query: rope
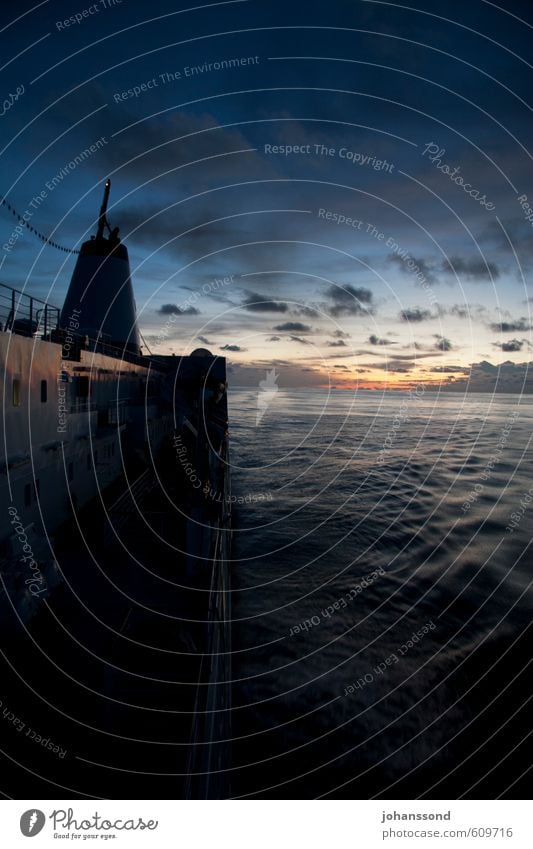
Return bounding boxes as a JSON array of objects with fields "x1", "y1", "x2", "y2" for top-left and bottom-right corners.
[
  {"x1": 139, "y1": 328, "x2": 153, "y2": 356},
  {"x1": 1, "y1": 194, "x2": 81, "y2": 254}
]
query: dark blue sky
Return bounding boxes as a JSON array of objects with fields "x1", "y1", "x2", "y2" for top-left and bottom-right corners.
[{"x1": 1, "y1": 0, "x2": 532, "y2": 389}]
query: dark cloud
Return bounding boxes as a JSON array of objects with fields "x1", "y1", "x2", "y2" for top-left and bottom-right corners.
[
  {"x1": 96, "y1": 108, "x2": 276, "y2": 189},
  {"x1": 333, "y1": 364, "x2": 349, "y2": 369},
  {"x1": 274, "y1": 321, "x2": 312, "y2": 332},
  {"x1": 197, "y1": 335, "x2": 214, "y2": 345},
  {"x1": 479, "y1": 218, "x2": 533, "y2": 270},
  {"x1": 267, "y1": 335, "x2": 281, "y2": 341},
  {"x1": 293, "y1": 306, "x2": 321, "y2": 318},
  {"x1": 442, "y1": 256, "x2": 499, "y2": 281},
  {"x1": 368, "y1": 334, "x2": 394, "y2": 345},
  {"x1": 430, "y1": 366, "x2": 469, "y2": 373},
  {"x1": 241, "y1": 291, "x2": 288, "y2": 313},
  {"x1": 323, "y1": 284, "x2": 373, "y2": 317},
  {"x1": 375, "y1": 364, "x2": 414, "y2": 373},
  {"x1": 388, "y1": 254, "x2": 437, "y2": 284},
  {"x1": 439, "y1": 360, "x2": 533, "y2": 393},
  {"x1": 400, "y1": 308, "x2": 433, "y2": 322},
  {"x1": 332, "y1": 329, "x2": 351, "y2": 338},
  {"x1": 358, "y1": 360, "x2": 416, "y2": 372},
  {"x1": 445, "y1": 304, "x2": 487, "y2": 320},
  {"x1": 489, "y1": 319, "x2": 531, "y2": 332},
  {"x1": 494, "y1": 338, "x2": 524, "y2": 352},
  {"x1": 449, "y1": 305, "x2": 470, "y2": 319},
  {"x1": 289, "y1": 336, "x2": 311, "y2": 345},
  {"x1": 220, "y1": 344, "x2": 245, "y2": 352},
  {"x1": 158, "y1": 303, "x2": 200, "y2": 315},
  {"x1": 434, "y1": 335, "x2": 453, "y2": 351},
  {"x1": 326, "y1": 339, "x2": 347, "y2": 347},
  {"x1": 360, "y1": 350, "x2": 437, "y2": 361}
]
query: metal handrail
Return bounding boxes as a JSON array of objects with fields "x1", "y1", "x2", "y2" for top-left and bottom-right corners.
[{"x1": 0, "y1": 281, "x2": 60, "y2": 337}]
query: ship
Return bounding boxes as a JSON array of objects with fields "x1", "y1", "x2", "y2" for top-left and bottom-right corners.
[{"x1": 0, "y1": 181, "x2": 231, "y2": 799}]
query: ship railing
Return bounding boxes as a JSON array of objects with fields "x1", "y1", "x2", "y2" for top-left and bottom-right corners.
[{"x1": 0, "y1": 282, "x2": 60, "y2": 338}]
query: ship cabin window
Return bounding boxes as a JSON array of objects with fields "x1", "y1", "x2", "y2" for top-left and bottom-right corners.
[
  {"x1": 68, "y1": 462, "x2": 74, "y2": 482},
  {"x1": 77, "y1": 376, "x2": 90, "y2": 398},
  {"x1": 12, "y1": 377, "x2": 21, "y2": 407},
  {"x1": 40, "y1": 379, "x2": 47, "y2": 403}
]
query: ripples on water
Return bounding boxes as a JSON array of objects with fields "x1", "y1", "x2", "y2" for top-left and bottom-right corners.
[{"x1": 228, "y1": 389, "x2": 533, "y2": 798}]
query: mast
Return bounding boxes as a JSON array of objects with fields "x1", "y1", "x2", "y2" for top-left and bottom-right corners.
[{"x1": 96, "y1": 178, "x2": 111, "y2": 240}]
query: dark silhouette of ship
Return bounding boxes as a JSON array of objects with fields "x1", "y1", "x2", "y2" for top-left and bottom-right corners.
[{"x1": 0, "y1": 181, "x2": 231, "y2": 798}]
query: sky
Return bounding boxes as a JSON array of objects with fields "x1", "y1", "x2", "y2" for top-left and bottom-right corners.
[{"x1": 1, "y1": 0, "x2": 532, "y2": 391}]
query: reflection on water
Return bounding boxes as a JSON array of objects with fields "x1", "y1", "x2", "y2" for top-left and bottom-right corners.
[{"x1": 228, "y1": 389, "x2": 533, "y2": 798}]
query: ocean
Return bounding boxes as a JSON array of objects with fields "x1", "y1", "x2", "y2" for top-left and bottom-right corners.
[{"x1": 228, "y1": 389, "x2": 533, "y2": 799}]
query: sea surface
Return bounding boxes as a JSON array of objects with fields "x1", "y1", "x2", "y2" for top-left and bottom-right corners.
[{"x1": 227, "y1": 389, "x2": 533, "y2": 799}]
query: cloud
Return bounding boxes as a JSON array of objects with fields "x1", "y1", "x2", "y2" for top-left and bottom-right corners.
[
  {"x1": 388, "y1": 253, "x2": 437, "y2": 283},
  {"x1": 479, "y1": 217, "x2": 533, "y2": 270},
  {"x1": 158, "y1": 303, "x2": 200, "y2": 315},
  {"x1": 293, "y1": 306, "x2": 321, "y2": 318},
  {"x1": 289, "y1": 335, "x2": 311, "y2": 345},
  {"x1": 357, "y1": 358, "x2": 418, "y2": 372},
  {"x1": 430, "y1": 366, "x2": 469, "y2": 373},
  {"x1": 267, "y1": 335, "x2": 281, "y2": 341},
  {"x1": 274, "y1": 321, "x2": 312, "y2": 332},
  {"x1": 389, "y1": 253, "x2": 500, "y2": 285},
  {"x1": 323, "y1": 284, "x2": 374, "y2": 317},
  {"x1": 442, "y1": 256, "x2": 499, "y2": 281},
  {"x1": 361, "y1": 351, "x2": 438, "y2": 361},
  {"x1": 489, "y1": 318, "x2": 531, "y2": 332},
  {"x1": 400, "y1": 308, "x2": 433, "y2": 322},
  {"x1": 333, "y1": 364, "x2": 349, "y2": 369},
  {"x1": 368, "y1": 334, "x2": 394, "y2": 345},
  {"x1": 449, "y1": 305, "x2": 470, "y2": 319},
  {"x1": 494, "y1": 338, "x2": 524, "y2": 352},
  {"x1": 197, "y1": 335, "x2": 214, "y2": 344},
  {"x1": 370, "y1": 363, "x2": 414, "y2": 372},
  {"x1": 332, "y1": 329, "x2": 351, "y2": 338},
  {"x1": 434, "y1": 334, "x2": 453, "y2": 351},
  {"x1": 439, "y1": 360, "x2": 533, "y2": 393},
  {"x1": 220, "y1": 344, "x2": 246, "y2": 352},
  {"x1": 95, "y1": 107, "x2": 277, "y2": 190},
  {"x1": 326, "y1": 339, "x2": 347, "y2": 347},
  {"x1": 241, "y1": 291, "x2": 288, "y2": 313}
]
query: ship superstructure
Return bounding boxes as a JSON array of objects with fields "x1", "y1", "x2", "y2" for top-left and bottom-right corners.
[{"x1": 0, "y1": 182, "x2": 231, "y2": 798}]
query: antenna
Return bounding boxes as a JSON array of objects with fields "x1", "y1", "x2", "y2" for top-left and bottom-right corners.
[{"x1": 96, "y1": 178, "x2": 111, "y2": 240}]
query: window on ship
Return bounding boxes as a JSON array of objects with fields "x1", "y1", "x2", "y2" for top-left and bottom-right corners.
[{"x1": 12, "y1": 377, "x2": 21, "y2": 407}]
